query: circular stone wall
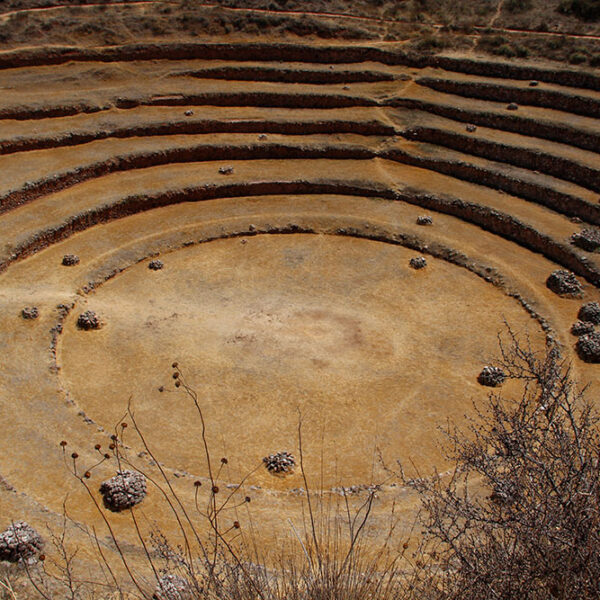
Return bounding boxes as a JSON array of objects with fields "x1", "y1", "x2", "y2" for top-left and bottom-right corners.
[{"x1": 59, "y1": 233, "x2": 542, "y2": 490}]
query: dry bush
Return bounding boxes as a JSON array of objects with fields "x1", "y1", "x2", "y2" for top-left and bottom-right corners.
[{"x1": 409, "y1": 329, "x2": 600, "y2": 600}]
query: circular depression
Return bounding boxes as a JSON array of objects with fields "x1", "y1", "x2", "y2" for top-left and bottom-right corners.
[{"x1": 58, "y1": 233, "x2": 544, "y2": 490}]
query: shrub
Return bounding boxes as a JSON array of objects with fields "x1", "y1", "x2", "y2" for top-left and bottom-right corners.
[
  {"x1": 559, "y1": 0, "x2": 600, "y2": 20},
  {"x1": 410, "y1": 331, "x2": 600, "y2": 599}
]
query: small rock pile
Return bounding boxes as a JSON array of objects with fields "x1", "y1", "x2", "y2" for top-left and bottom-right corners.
[
  {"x1": 148, "y1": 259, "x2": 164, "y2": 270},
  {"x1": 0, "y1": 522, "x2": 44, "y2": 563},
  {"x1": 21, "y1": 307, "x2": 39, "y2": 320},
  {"x1": 416, "y1": 215, "x2": 433, "y2": 226},
  {"x1": 579, "y1": 302, "x2": 600, "y2": 324},
  {"x1": 218, "y1": 165, "x2": 234, "y2": 175},
  {"x1": 571, "y1": 228, "x2": 600, "y2": 252},
  {"x1": 263, "y1": 451, "x2": 295, "y2": 474},
  {"x1": 546, "y1": 270, "x2": 583, "y2": 297},
  {"x1": 99, "y1": 470, "x2": 147, "y2": 512},
  {"x1": 62, "y1": 254, "x2": 80, "y2": 266},
  {"x1": 478, "y1": 366, "x2": 507, "y2": 387},
  {"x1": 465, "y1": 124, "x2": 477, "y2": 132},
  {"x1": 409, "y1": 256, "x2": 427, "y2": 270},
  {"x1": 153, "y1": 574, "x2": 193, "y2": 600},
  {"x1": 576, "y1": 332, "x2": 600, "y2": 363},
  {"x1": 506, "y1": 102, "x2": 519, "y2": 110},
  {"x1": 571, "y1": 320, "x2": 594, "y2": 336},
  {"x1": 77, "y1": 310, "x2": 102, "y2": 330},
  {"x1": 184, "y1": 109, "x2": 194, "y2": 116}
]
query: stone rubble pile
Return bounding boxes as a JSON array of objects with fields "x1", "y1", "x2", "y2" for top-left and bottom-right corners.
[
  {"x1": 478, "y1": 366, "x2": 507, "y2": 387},
  {"x1": 571, "y1": 320, "x2": 595, "y2": 336},
  {"x1": 409, "y1": 256, "x2": 427, "y2": 270},
  {"x1": 570, "y1": 228, "x2": 600, "y2": 252},
  {"x1": 153, "y1": 574, "x2": 193, "y2": 600},
  {"x1": 263, "y1": 451, "x2": 295, "y2": 474},
  {"x1": 62, "y1": 254, "x2": 80, "y2": 266},
  {"x1": 77, "y1": 310, "x2": 102, "y2": 330},
  {"x1": 576, "y1": 332, "x2": 600, "y2": 363},
  {"x1": 99, "y1": 470, "x2": 147, "y2": 512},
  {"x1": 416, "y1": 215, "x2": 433, "y2": 226},
  {"x1": 579, "y1": 302, "x2": 600, "y2": 325},
  {"x1": 0, "y1": 521, "x2": 44, "y2": 563},
  {"x1": 546, "y1": 270, "x2": 583, "y2": 297},
  {"x1": 148, "y1": 259, "x2": 164, "y2": 270},
  {"x1": 21, "y1": 307, "x2": 39, "y2": 320}
]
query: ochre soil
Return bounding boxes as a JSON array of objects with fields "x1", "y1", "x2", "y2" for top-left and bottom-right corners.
[{"x1": 0, "y1": 38, "x2": 599, "y2": 578}]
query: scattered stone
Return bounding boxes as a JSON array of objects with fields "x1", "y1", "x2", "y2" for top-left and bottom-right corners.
[
  {"x1": 218, "y1": 165, "x2": 234, "y2": 175},
  {"x1": 258, "y1": 134, "x2": 268, "y2": 140},
  {"x1": 62, "y1": 254, "x2": 80, "y2": 266},
  {"x1": 409, "y1": 256, "x2": 427, "y2": 270},
  {"x1": 465, "y1": 124, "x2": 477, "y2": 132},
  {"x1": 21, "y1": 307, "x2": 39, "y2": 320},
  {"x1": 571, "y1": 320, "x2": 594, "y2": 336},
  {"x1": 77, "y1": 310, "x2": 102, "y2": 330},
  {"x1": 153, "y1": 574, "x2": 193, "y2": 600},
  {"x1": 478, "y1": 366, "x2": 507, "y2": 387},
  {"x1": 570, "y1": 216, "x2": 583, "y2": 224},
  {"x1": 506, "y1": 103, "x2": 519, "y2": 110},
  {"x1": 529, "y1": 80, "x2": 539, "y2": 87},
  {"x1": 263, "y1": 451, "x2": 295, "y2": 475},
  {"x1": 576, "y1": 332, "x2": 600, "y2": 363},
  {"x1": 184, "y1": 110, "x2": 194, "y2": 116},
  {"x1": 546, "y1": 270, "x2": 583, "y2": 297},
  {"x1": 579, "y1": 302, "x2": 600, "y2": 325},
  {"x1": 0, "y1": 522, "x2": 44, "y2": 563},
  {"x1": 416, "y1": 215, "x2": 433, "y2": 226},
  {"x1": 570, "y1": 228, "x2": 600, "y2": 252},
  {"x1": 99, "y1": 470, "x2": 147, "y2": 512},
  {"x1": 148, "y1": 259, "x2": 164, "y2": 270}
]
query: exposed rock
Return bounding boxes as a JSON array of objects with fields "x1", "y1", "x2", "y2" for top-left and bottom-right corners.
[
  {"x1": 218, "y1": 165, "x2": 234, "y2": 175},
  {"x1": 571, "y1": 320, "x2": 594, "y2": 336},
  {"x1": 153, "y1": 574, "x2": 193, "y2": 600},
  {"x1": 184, "y1": 110, "x2": 194, "y2": 116},
  {"x1": 258, "y1": 134, "x2": 268, "y2": 140},
  {"x1": 21, "y1": 307, "x2": 39, "y2": 320},
  {"x1": 416, "y1": 215, "x2": 433, "y2": 226},
  {"x1": 465, "y1": 124, "x2": 477, "y2": 132},
  {"x1": 77, "y1": 310, "x2": 102, "y2": 330},
  {"x1": 506, "y1": 102, "x2": 519, "y2": 110},
  {"x1": 99, "y1": 470, "x2": 147, "y2": 512},
  {"x1": 576, "y1": 332, "x2": 600, "y2": 363},
  {"x1": 0, "y1": 522, "x2": 44, "y2": 563},
  {"x1": 570, "y1": 228, "x2": 600, "y2": 252},
  {"x1": 546, "y1": 270, "x2": 583, "y2": 297},
  {"x1": 62, "y1": 254, "x2": 80, "y2": 266},
  {"x1": 148, "y1": 259, "x2": 164, "y2": 270},
  {"x1": 529, "y1": 80, "x2": 539, "y2": 87},
  {"x1": 409, "y1": 256, "x2": 427, "y2": 270},
  {"x1": 478, "y1": 366, "x2": 507, "y2": 387},
  {"x1": 579, "y1": 302, "x2": 600, "y2": 325},
  {"x1": 263, "y1": 451, "x2": 295, "y2": 474}
]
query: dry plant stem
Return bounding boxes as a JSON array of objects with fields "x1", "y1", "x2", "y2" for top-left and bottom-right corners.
[
  {"x1": 78, "y1": 477, "x2": 147, "y2": 598},
  {"x1": 175, "y1": 370, "x2": 220, "y2": 580},
  {"x1": 0, "y1": 578, "x2": 17, "y2": 600},
  {"x1": 126, "y1": 407, "x2": 203, "y2": 570},
  {"x1": 297, "y1": 416, "x2": 321, "y2": 573}
]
